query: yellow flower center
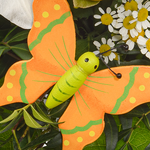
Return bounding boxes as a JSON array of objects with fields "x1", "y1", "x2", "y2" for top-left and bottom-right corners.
[
  {"x1": 146, "y1": 39, "x2": 150, "y2": 52},
  {"x1": 99, "y1": 44, "x2": 111, "y2": 56},
  {"x1": 123, "y1": 16, "x2": 136, "y2": 29},
  {"x1": 138, "y1": 8, "x2": 148, "y2": 22},
  {"x1": 101, "y1": 14, "x2": 113, "y2": 25},
  {"x1": 129, "y1": 29, "x2": 145, "y2": 42},
  {"x1": 124, "y1": 0, "x2": 138, "y2": 11}
]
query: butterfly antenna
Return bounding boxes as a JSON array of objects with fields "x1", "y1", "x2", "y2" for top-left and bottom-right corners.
[
  {"x1": 99, "y1": 56, "x2": 122, "y2": 79},
  {"x1": 96, "y1": 44, "x2": 128, "y2": 79}
]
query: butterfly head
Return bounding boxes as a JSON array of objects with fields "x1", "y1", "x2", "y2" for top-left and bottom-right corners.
[{"x1": 77, "y1": 52, "x2": 99, "y2": 75}]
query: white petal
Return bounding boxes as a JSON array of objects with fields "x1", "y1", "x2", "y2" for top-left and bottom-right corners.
[
  {"x1": 146, "y1": 52, "x2": 150, "y2": 59},
  {"x1": 122, "y1": 0, "x2": 126, "y2": 3},
  {"x1": 112, "y1": 14, "x2": 118, "y2": 18},
  {"x1": 142, "y1": 21, "x2": 148, "y2": 29},
  {"x1": 147, "y1": 7, "x2": 150, "y2": 11},
  {"x1": 106, "y1": 7, "x2": 111, "y2": 14},
  {"x1": 104, "y1": 56, "x2": 109, "y2": 64},
  {"x1": 98, "y1": 7, "x2": 105, "y2": 14},
  {"x1": 108, "y1": 25, "x2": 113, "y2": 32},
  {"x1": 95, "y1": 21, "x2": 102, "y2": 26},
  {"x1": 132, "y1": 11, "x2": 138, "y2": 18},
  {"x1": 107, "y1": 39, "x2": 115, "y2": 47},
  {"x1": 144, "y1": 1, "x2": 150, "y2": 9},
  {"x1": 112, "y1": 35, "x2": 121, "y2": 41},
  {"x1": 113, "y1": 29, "x2": 119, "y2": 34},
  {"x1": 93, "y1": 51, "x2": 100, "y2": 55},
  {"x1": 101, "y1": 38, "x2": 106, "y2": 44},
  {"x1": 124, "y1": 10, "x2": 131, "y2": 16},
  {"x1": 126, "y1": 40, "x2": 134, "y2": 50},
  {"x1": 122, "y1": 34, "x2": 129, "y2": 40},
  {"x1": 109, "y1": 53, "x2": 116, "y2": 61},
  {"x1": 94, "y1": 15, "x2": 101, "y2": 19},
  {"x1": 93, "y1": 41, "x2": 101, "y2": 47},
  {"x1": 145, "y1": 29, "x2": 150, "y2": 39},
  {"x1": 110, "y1": 10, "x2": 116, "y2": 15},
  {"x1": 119, "y1": 27, "x2": 127, "y2": 36},
  {"x1": 130, "y1": 29, "x2": 138, "y2": 38},
  {"x1": 141, "y1": 48, "x2": 148, "y2": 54},
  {"x1": 147, "y1": 16, "x2": 150, "y2": 21},
  {"x1": 115, "y1": 22, "x2": 123, "y2": 28},
  {"x1": 138, "y1": 3, "x2": 142, "y2": 9},
  {"x1": 117, "y1": 18, "x2": 123, "y2": 22},
  {"x1": 137, "y1": 36, "x2": 147, "y2": 45},
  {"x1": 145, "y1": 20, "x2": 150, "y2": 28},
  {"x1": 136, "y1": 22, "x2": 142, "y2": 32},
  {"x1": 0, "y1": 0, "x2": 33, "y2": 29}
]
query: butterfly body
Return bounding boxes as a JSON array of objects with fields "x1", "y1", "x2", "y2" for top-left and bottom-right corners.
[{"x1": 46, "y1": 52, "x2": 99, "y2": 109}]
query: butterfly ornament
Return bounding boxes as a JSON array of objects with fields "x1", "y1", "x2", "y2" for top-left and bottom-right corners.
[{"x1": 1, "y1": 0, "x2": 150, "y2": 149}]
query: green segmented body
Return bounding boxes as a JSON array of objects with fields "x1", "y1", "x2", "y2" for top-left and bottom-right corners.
[
  {"x1": 45, "y1": 52, "x2": 99, "y2": 109},
  {"x1": 46, "y1": 65, "x2": 87, "y2": 108}
]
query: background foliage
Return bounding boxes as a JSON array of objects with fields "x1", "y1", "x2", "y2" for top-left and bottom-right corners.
[{"x1": 0, "y1": 0, "x2": 150, "y2": 149}]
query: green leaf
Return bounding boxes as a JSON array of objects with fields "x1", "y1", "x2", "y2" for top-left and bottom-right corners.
[
  {"x1": 0, "y1": 113, "x2": 22, "y2": 134},
  {"x1": 46, "y1": 133, "x2": 62, "y2": 148},
  {"x1": 23, "y1": 109, "x2": 42, "y2": 129},
  {"x1": 119, "y1": 143, "x2": 127, "y2": 150},
  {"x1": 22, "y1": 131, "x2": 59, "y2": 150},
  {"x1": 8, "y1": 30, "x2": 29, "y2": 43},
  {"x1": 118, "y1": 128, "x2": 132, "y2": 141},
  {"x1": 127, "y1": 143, "x2": 133, "y2": 150},
  {"x1": 0, "y1": 110, "x2": 19, "y2": 124},
  {"x1": 143, "y1": 115, "x2": 150, "y2": 130},
  {"x1": 31, "y1": 105, "x2": 55, "y2": 124},
  {"x1": 104, "y1": 114, "x2": 118, "y2": 150},
  {"x1": 73, "y1": 0, "x2": 100, "y2": 8},
  {"x1": 0, "y1": 54, "x2": 16, "y2": 78},
  {"x1": 0, "y1": 46, "x2": 7, "y2": 56},
  {"x1": 0, "y1": 77, "x2": 4, "y2": 87},
  {"x1": 119, "y1": 116, "x2": 132, "y2": 130},
  {"x1": 11, "y1": 43, "x2": 32, "y2": 60}
]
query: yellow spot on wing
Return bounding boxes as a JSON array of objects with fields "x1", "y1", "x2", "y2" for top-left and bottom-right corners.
[
  {"x1": 7, "y1": 83, "x2": 13, "y2": 89},
  {"x1": 64, "y1": 140, "x2": 69, "y2": 146},
  {"x1": 77, "y1": 137, "x2": 83, "y2": 143},
  {"x1": 10, "y1": 70, "x2": 16, "y2": 76},
  {"x1": 42, "y1": 11, "x2": 49, "y2": 18},
  {"x1": 34, "y1": 21, "x2": 41, "y2": 28},
  {"x1": 89, "y1": 131, "x2": 95, "y2": 137},
  {"x1": 129, "y1": 97, "x2": 136, "y2": 103},
  {"x1": 139, "y1": 85, "x2": 145, "y2": 91},
  {"x1": 54, "y1": 4, "x2": 60, "y2": 10},
  {"x1": 7, "y1": 96, "x2": 13, "y2": 102},
  {"x1": 144, "y1": 72, "x2": 150, "y2": 78}
]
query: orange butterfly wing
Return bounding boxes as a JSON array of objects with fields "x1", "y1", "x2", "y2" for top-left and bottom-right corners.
[
  {"x1": 59, "y1": 65, "x2": 150, "y2": 150},
  {"x1": 0, "y1": 0, "x2": 75, "y2": 105}
]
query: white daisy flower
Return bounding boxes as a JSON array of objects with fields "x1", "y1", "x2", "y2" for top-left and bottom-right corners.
[
  {"x1": 93, "y1": 38, "x2": 120, "y2": 64},
  {"x1": 137, "y1": 29, "x2": 150, "y2": 59},
  {"x1": 130, "y1": 1, "x2": 150, "y2": 32},
  {"x1": 114, "y1": 9, "x2": 139, "y2": 38},
  {"x1": 115, "y1": 0, "x2": 143, "y2": 13},
  {"x1": 94, "y1": 7, "x2": 118, "y2": 32},
  {"x1": 112, "y1": 28, "x2": 145, "y2": 51}
]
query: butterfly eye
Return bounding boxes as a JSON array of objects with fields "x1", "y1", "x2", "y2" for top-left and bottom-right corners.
[
  {"x1": 94, "y1": 65, "x2": 97, "y2": 69},
  {"x1": 85, "y1": 58, "x2": 89, "y2": 62}
]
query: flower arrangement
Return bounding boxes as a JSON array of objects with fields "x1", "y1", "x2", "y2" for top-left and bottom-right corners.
[{"x1": 0, "y1": 0, "x2": 150, "y2": 149}]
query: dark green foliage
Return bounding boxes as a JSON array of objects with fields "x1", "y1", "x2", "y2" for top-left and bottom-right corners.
[{"x1": 1, "y1": 0, "x2": 150, "y2": 149}]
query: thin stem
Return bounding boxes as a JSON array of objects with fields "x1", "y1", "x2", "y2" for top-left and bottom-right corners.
[{"x1": 12, "y1": 130, "x2": 22, "y2": 150}]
